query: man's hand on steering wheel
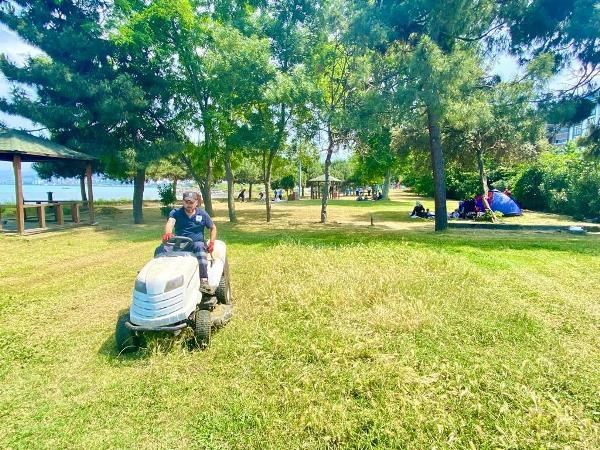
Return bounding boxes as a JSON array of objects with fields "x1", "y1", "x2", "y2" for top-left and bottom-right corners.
[
  {"x1": 162, "y1": 232, "x2": 174, "y2": 243},
  {"x1": 207, "y1": 240, "x2": 214, "y2": 253}
]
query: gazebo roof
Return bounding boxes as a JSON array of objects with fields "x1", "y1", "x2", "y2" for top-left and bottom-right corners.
[
  {"x1": 307, "y1": 174, "x2": 342, "y2": 183},
  {"x1": 0, "y1": 129, "x2": 95, "y2": 162}
]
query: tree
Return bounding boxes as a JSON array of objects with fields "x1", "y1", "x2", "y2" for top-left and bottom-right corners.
[
  {"x1": 349, "y1": 50, "x2": 401, "y2": 200},
  {"x1": 308, "y1": 0, "x2": 367, "y2": 222},
  {"x1": 1, "y1": 0, "x2": 181, "y2": 224},
  {"x1": 506, "y1": 0, "x2": 599, "y2": 97},
  {"x1": 115, "y1": 0, "x2": 216, "y2": 216},
  {"x1": 145, "y1": 156, "x2": 189, "y2": 197},
  {"x1": 280, "y1": 174, "x2": 296, "y2": 194},
  {"x1": 444, "y1": 80, "x2": 546, "y2": 197},
  {"x1": 352, "y1": 0, "x2": 509, "y2": 230},
  {"x1": 257, "y1": 0, "x2": 321, "y2": 222},
  {"x1": 505, "y1": 0, "x2": 599, "y2": 151},
  {"x1": 0, "y1": 0, "x2": 115, "y2": 192},
  {"x1": 330, "y1": 159, "x2": 352, "y2": 182},
  {"x1": 235, "y1": 157, "x2": 262, "y2": 201},
  {"x1": 208, "y1": 24, "x2": 274, "y2": 222}
]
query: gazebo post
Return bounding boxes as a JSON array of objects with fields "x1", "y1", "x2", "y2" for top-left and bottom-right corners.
[
  {"x1": 86, "y1": 163, "x2": 95, "y2": 224},
  {"x1": 13, "y1": 154, "x2": 25, "y2": 234}
]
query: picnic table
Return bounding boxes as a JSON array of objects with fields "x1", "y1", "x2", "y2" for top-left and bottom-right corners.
[{"x1": 22, "y1": 200, "x2": 82, "y2": 227}]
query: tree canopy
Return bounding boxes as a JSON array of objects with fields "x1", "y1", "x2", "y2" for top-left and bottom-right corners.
[{"x1": 1, "y1": 0, "x2": 597, "y2": 227}]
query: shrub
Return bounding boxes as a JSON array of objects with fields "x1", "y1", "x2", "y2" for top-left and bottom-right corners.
[
  {"x1": 513, "y1": 166, "x2": 548, "y2": 211},
  {"x1": 445, "y1": 168, "x2": 480, "y2": 199},
  {"x1": 158, "y1": 183, "x2": 177, "y2": 217},
  {"x1": 280, "y1": 175, "x2": 296, "y2": 193},
  {"x1": 512, "y1": 149, "x2": 600, "y2": 219}
]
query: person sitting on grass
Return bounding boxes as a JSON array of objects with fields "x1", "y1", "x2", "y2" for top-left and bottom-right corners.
[
  {"x1": 155, "y1": 191, "x2": 217, "y2": 291},
  {"x1": 410, "y1": 201, "x2": 427, "y2": 218}
]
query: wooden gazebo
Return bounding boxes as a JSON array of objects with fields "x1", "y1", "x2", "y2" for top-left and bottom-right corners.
[
  {"x1": 0, "y1": 129, "x2": 96, "y2": 234},
  {"x1": 307, "y1": 174, "x2": 343, "y2": 199}
]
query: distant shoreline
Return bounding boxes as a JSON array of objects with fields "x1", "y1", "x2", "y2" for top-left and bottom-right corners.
[
  {"x1": 0, "y1": 183, "x2": 161, "y2": 203},
  {"x1": 0, "y1": 183, "x2": 226, "y2": 203}
]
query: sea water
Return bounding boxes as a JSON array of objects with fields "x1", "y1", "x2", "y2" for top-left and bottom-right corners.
[{"x1": 0, "y1": 184, "x2": 160, "y2": 203}]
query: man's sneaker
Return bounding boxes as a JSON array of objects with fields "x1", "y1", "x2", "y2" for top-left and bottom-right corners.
[{"x1": 200, "y1": 278, "x2": 211, "y2": 292}]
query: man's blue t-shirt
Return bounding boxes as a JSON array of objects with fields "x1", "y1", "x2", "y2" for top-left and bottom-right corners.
[{"x1": 169, "y1": 207, "x2": 214, "y2": 242}]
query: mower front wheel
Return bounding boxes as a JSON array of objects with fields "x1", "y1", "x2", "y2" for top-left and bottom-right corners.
[
  {"x1": 194, "y1": 309, "x2": 211, "y2": 347},
  {"x1": 115, "y1": 313, "x2": 142, "y2": 354}
]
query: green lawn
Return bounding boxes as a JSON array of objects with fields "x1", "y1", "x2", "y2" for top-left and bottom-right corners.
[{"x1": 1, "y1": 192, "x2": 599, "y2": 449}]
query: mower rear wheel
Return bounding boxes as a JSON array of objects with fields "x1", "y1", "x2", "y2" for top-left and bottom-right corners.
[
  {"x1": 115, "y1": 313, "x2": 142, "y2": 354},
  {"x1": 215, "y1": 259, "x2": 232, "y2": 305},
  {"x1": 195, "y1": 309, "x2": 211, "y2": 347}
]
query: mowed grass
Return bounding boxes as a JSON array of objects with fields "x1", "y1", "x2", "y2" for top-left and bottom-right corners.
[{"x1": 0, "y1": 191, "x2": 599, "y2": 449}]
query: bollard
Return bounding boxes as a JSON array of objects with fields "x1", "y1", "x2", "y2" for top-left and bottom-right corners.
[{"x1": 370, "y1": 215, "x2": 374, "y2": 226}]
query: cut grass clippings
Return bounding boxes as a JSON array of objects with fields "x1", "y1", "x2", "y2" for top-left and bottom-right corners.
[{"x1": 0, "y1": 190, "x2": 598, "y2": 449}]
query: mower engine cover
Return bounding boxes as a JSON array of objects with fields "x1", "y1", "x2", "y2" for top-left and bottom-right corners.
[{"x1": 130, "y1": 254, "x2": 200, "y2": 328}]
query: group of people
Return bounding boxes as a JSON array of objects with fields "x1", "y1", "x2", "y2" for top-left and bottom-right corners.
[
  {"x1": 356, "y1": 191, "x2": 384, "y2": 201},
  {"x1": 272, "y1": 189, "x2": 285, "y2": 201},
  {"x1": 449, "y1": 198, "x2": 481, "y2": 219},
  {"x1": 237, "y1": 188, "x2": 283, "y2": 202},
  {"x1": 448, "y1": 187, "x2": 520, "y2": 219},
  {"x1": 409, "y1": 201, "x2": 435, "y2": 219}
]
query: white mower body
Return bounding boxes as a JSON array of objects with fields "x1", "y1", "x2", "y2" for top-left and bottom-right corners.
[{"x1": 130, "y1": 240, "x2": 227, "y2": 328}]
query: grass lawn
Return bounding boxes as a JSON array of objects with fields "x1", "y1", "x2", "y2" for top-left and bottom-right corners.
[{"x1": 1, "y1": 190, "x2": 599, "y2": 449}]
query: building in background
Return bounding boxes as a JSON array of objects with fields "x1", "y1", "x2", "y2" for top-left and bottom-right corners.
[{"x1": 548, "y1": 100, "x2": 600, "y2": 146}]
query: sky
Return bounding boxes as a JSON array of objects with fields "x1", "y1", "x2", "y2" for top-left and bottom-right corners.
[{"x1": 0, "y1": 24, "x2": 42, "y2": 131}]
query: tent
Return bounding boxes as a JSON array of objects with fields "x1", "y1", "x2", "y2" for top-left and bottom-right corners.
[{"x1": 489, "y1": 189, "x2": 522, "y2": 216}]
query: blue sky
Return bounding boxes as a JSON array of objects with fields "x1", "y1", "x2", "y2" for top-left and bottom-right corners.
[{"x1": 0, "y1": 24, "x2": 42, "y2": 131}]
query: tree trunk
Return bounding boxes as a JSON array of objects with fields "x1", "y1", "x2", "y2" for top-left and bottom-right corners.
[
  {"x1": 224, "y1": 148, "x2": 237, "y2": 222},
  {"x1": 320, "y1": 128, "x2": 334, "y2": 223},
  {"x1": 79, "y1": 175, "x2": 87, "y2": 202},
  {"x1": 200, "y1": 157, "x2": 214, "y2": 216},
  {"x1": 79, "y1": 175, "x2": 87, "y2": 208},
  {"x1": 263, "y1": 104, "x2": 286, "y2": 222},
  {"x1": 426, "y1": 106, "x2": 448, "y2": 231},
  {"x1": 172, "y1": 177, "x2": 178, "y2": 197},
  {"x1": 476, "y1": 144, "x2": 488, "y2": 196},
  {"x1": 383, "y1": 167, "x2": 391, "y2": 200},
  {"x1": 133, "y1": 167, "x2": 145, "y2": 224},
  {"x1": 248, "y1": 183, "x2": 253, "y2": 201},
  {"x1": 264, "y1": 148, "x2": 276, "y2": 222},
  {"x1": 201, "y1": 117, "x2": 214, "y2": 216}
]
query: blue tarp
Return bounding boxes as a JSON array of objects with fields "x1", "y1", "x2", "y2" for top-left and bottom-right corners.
[{"x1": 490, "y1": 190, "x2": 522, "y2": 216}]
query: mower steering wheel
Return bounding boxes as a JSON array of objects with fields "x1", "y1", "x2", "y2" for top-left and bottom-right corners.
[{"x1": 164, "y1": 235, "x2": 193, "y2": 251}]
